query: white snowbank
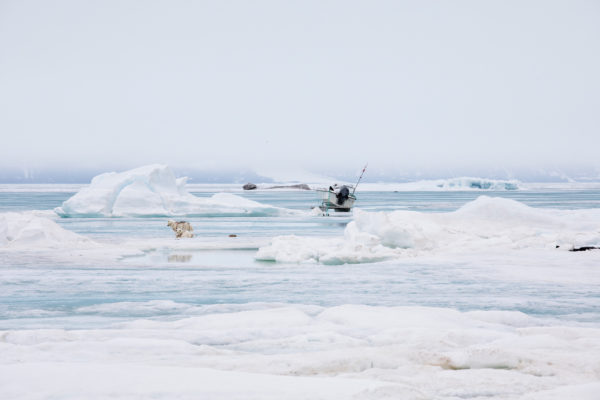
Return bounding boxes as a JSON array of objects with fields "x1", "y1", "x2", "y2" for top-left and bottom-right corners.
[
  {"x1": 256, "y1": 196, "x2": 600, "y2": 263},
  {"x1": 0, "y1": 212, "x2": 93, "y2": 248},
  {"x1": 1, "y1": 304, "x2": 599, "y2": 399},
  {"x1": 54, "y1": 165, "x2": 296, "y2": 217}
]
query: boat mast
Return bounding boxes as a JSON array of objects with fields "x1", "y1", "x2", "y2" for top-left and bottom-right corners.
[{"x1": 352, "y1": 164, "x2": 368, "y2": 195}]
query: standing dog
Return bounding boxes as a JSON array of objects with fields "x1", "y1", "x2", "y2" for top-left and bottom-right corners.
[{"x1": 167, "y1": 220, "x2": 194, "y2": 238}]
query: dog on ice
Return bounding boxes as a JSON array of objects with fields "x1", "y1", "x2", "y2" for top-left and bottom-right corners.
[{"x1": 167, "y1": 220, "x2": 194, "y2": 238}]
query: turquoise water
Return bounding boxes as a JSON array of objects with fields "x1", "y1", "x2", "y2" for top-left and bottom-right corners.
[{"x1": 1, "y1": 188, "x2": 599, "y2": 329}]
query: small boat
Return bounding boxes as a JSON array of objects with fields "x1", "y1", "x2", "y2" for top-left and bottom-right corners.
[
  {"x1": 317, "y1": 185, "x2": 356, "y2": 213},
  {"x1": 316, "y1": 164, "x2": 367, "y2": 215}
]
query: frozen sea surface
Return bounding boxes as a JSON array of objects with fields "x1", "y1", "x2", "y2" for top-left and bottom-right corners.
[{"x1": 1, "y1": 184, "x2": 600, "y2": 399}]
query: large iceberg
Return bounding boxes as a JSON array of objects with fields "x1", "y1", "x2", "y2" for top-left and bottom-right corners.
[
  {"x1": 55, "y1": 165, "x2": 295, "y2": 217},
  {"x1": 256, "y1": 196, "x2": 600, "y2": 264}
]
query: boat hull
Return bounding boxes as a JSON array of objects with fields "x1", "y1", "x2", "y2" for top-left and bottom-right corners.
[{"x1": 317, "y1": 190, "x2": 356, "y2": 212}]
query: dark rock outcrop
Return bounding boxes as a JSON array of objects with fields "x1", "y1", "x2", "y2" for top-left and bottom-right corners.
[{"x1": 243, "y1": 183, "x2": 257, "y2": 190}]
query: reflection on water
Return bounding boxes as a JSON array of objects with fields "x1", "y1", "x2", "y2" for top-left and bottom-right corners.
[{"x1": 168, "y1": 254, "x2": 192, "y2": 263}]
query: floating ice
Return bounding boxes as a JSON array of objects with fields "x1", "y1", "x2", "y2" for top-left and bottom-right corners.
[
  {"x1": 54, "y1": 165, "x2": 295, "y2": 217},
  {"x1": 256, "y1": 196, "x2": 600, "y2": 263},
  {"x1": 0, "y1": 212, "x2": 93, "y2": 248}
]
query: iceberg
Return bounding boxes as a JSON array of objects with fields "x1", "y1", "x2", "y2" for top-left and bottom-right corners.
[
  {"x1": 256, "y1": 196, "x2": 600, "y2": 264},
  {"x1": 0, "y1": 212, "x2": 93, "y2": 248},
  {"x1": 54, "y1": 165, "x2": 295, "y2": 217},
  {"x1": 359, "y1": 177, "x2": 520, "y2": 191},
  {"x1": 434, "y1": 177, "x2": 519, "y2": 190}
]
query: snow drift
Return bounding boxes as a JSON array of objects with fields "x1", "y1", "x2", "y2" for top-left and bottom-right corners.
[
  {"x1": 55, "y1": 165, "x2": 295, "y2": 217},
  {"x1": 1, "y1": 304, "x2": 599, "y2": 399},
  {"x1": 256, "y1": 196, "x2": 600, "y2": 264},
  {"x1": 0, "y1": 212, "x2": 93, "y2": 248}
]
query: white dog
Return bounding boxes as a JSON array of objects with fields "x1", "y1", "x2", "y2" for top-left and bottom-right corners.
[{"x1": 167, "y1": 220, "x2": 194, "y2": 238}]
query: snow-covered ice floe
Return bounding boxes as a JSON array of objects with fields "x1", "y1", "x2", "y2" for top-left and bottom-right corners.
[
  {"x1": 256, "y1": 196, "x2": 600, "y2": 264},
  {"x1": 1, "y1": 303, "x2": 599, "y2": 399},
  {"x1": 55, "y1": 164, "x2": 297, "y2": 217},
  {"x1": 0, "y1": 211, "x2": 94, "y2": 248}
]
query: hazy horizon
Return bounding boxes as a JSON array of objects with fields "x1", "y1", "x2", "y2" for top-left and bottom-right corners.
[
  {"x1": 2, "y1": 1, "x2": 599, "y2": 180},
  {"x1": 1, "y1": 162, "x2": 600, "y2": 184}
]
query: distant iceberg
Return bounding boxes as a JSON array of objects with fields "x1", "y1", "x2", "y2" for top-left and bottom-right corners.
[
  {"x1": 434, "y1": 177, "x2": 519, "y2": 190},
  {"x1": 55, "y1": 165, "x2": 294, "y2": 218},
  {"x1": 363, "y1": 177, "x2": 520, "y2": 191},
  {"x1": 256, "y1": 196, "x2": 600, "y2": 264}
]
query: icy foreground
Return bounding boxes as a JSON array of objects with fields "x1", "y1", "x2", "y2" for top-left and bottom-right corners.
[
  {"x1": 257, "y1": 196, "x2": 600, "y2": 263},
  {"x1": 1, "y1": 304, "x2": 599, "y2": 399},
  {"x1": 55, "y1": 164, "x2": 293, "y2": 217}
]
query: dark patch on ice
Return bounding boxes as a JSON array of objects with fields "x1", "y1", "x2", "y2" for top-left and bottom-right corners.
[
  {"x1": 569, "y1": 246, "x2": 600, "y2": 252},
  {"x1": 168, "y1": 254, "x2": 192, "y2": 262}
]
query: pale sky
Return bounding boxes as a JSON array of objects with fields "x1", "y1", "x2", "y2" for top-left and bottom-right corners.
[{"x1": 1, "y1": 1, "x2": 599, "y2": 178}]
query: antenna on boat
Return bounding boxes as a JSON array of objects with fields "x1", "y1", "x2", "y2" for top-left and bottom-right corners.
[{"x1": 352, "y1": 164, "x2": 368, "y2": 195}]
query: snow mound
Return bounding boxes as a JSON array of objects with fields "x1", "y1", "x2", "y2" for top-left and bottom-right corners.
[
  {"x1": 0, "y1": 212, "x2": 93, "y2": 248},
  {"x1": 256, "y1": 196, "x2": 600, "y2": 263},
  {"x1": 55, "y1": 165, "x2": 295, "y2": 217}
]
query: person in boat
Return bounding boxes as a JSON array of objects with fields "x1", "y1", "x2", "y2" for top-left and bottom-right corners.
[{"x1": 336, "y1": 185, "x2": 350, "y2": 205}]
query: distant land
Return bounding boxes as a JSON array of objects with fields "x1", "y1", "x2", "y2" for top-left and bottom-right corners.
[{"x1": 1, "y1": 165, "x2": 599, "y2": 184}]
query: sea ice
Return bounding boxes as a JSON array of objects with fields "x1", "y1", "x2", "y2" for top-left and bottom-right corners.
[
  {"x1": 256, "y1": 196, "x2": 600, "y2": 263},
  {"x1": 54, "y1": 164, "x2": 297, "y2": 217},
  {"x1": 1, "y1": 304, "x2": 598, "y2": 399}
]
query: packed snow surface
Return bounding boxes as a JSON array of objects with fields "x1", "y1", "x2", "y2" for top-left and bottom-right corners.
[
  {"x1": 257, "y1": 196, "x2": 600, "y2": 263},
  {"x1": 1, "y1": 304, "x2": 599, "y2": 399},
  {"x1": 54, "y1": 165, "x2": 294, "y2": 217}
]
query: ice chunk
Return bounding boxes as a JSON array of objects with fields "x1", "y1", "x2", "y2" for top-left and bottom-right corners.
[
  {"x1": 0, "y1": 212, "x2": 93, "y2": 248},
  {"x1": 54, "y1": 165, "x2": 295, "y2": 217},
  {"x1": 257, "y1": 196, "x2": 600, "y2": 264}
]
